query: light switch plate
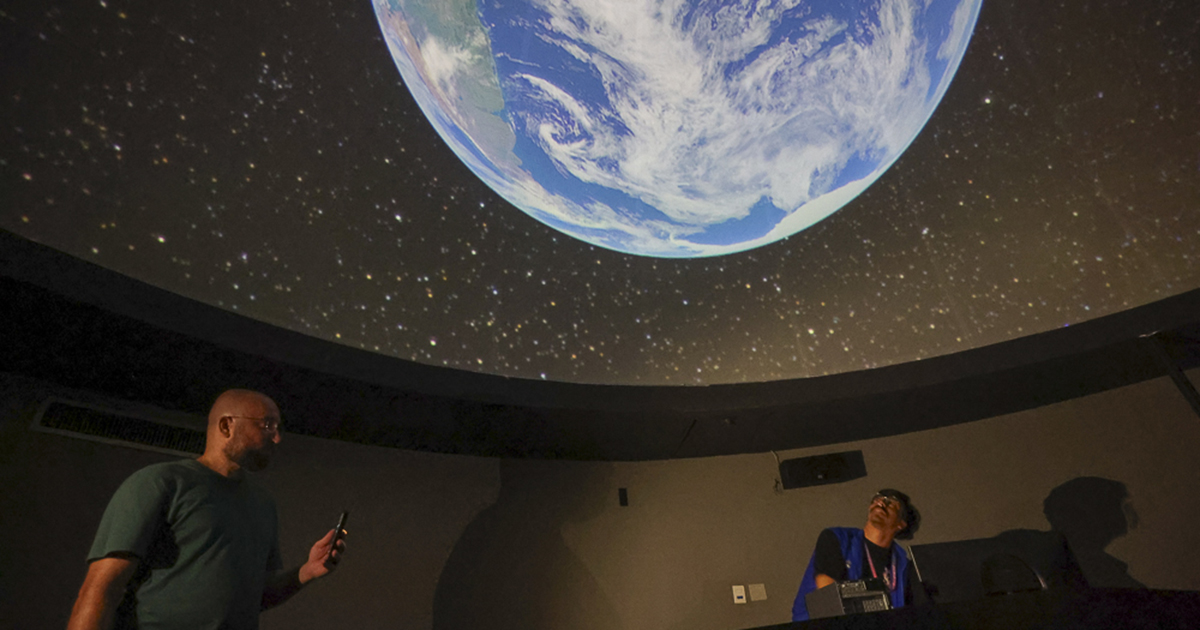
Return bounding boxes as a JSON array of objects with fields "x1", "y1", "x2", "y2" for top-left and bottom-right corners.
[{"x1": 732, "y1": 584, "x2": 746, "y2": 604}]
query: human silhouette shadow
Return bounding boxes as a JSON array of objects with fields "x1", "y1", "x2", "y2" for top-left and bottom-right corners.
[
  {"x1": 432, "y1": 459, "x2": 620, "y2": 630},
  {"x1": 991, "y1": 476, "x2": 1143, "y2": 590},
  {"x1": 1041, "y1": 476, "x2": 1144, "y2": 589}
]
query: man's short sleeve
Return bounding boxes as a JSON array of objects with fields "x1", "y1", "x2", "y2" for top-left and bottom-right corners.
[
  {"x1": 813, "y1": 528, "x2": 848, "y2": 581},
  {"x1": 87, "y1": 466, "x2": 169, "y2": 562}
]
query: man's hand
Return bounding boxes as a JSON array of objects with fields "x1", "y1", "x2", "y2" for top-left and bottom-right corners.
[
  {"x1": 263, "y1": 529, "x2": 347, "y2": 609},
  {"x1": 67, "y1": 555, "x2": 138, "y2": 630},
  {"x1": 298, "y1": 528, "x2": 347, "y2": 584}
]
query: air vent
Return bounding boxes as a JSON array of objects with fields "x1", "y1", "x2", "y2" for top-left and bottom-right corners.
[{"x1": 32, "y1": 398, "x2": 205, "y2": 457}]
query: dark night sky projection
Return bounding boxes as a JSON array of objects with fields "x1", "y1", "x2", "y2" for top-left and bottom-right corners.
[{"x1": 2, "y1": 0, "x2": 1198, "y2": 386}]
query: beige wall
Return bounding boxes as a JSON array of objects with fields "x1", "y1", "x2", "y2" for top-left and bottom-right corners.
[
  {"x1": 570, "y1": 370, "x2": 1200, "y2": 629},
  {"x1": 3, "y1": 369, "x2": 1199, "y2": 630}
]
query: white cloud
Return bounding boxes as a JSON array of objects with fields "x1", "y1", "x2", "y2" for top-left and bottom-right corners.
[
  {"x1": 509, "y1": 0, "x2": 935, "y2": 231},
  {"x1": 938, "y1": 0, "x2": 977, "y2": 61}
]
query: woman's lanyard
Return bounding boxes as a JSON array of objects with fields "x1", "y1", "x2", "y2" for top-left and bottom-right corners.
[{"x1": 863, "y1": 541, "x2": 897, "y2": 592}]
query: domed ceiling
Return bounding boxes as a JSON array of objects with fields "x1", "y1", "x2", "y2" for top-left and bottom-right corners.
[{"x1": 3, "y1": 0, "x2": 1198, "y2": 386}]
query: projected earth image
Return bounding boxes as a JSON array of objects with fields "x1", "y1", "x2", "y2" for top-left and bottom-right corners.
[{"x1": 373, "y1": 0, "x2": 982, "y2": 257}]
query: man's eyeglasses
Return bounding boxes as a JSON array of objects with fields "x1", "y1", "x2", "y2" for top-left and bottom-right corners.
[
  {"x1": 225, "y1": 415, "x2": 282, "y2": 434},
  {"x1": 871, "y1": 494, "x2": 903, "y2": 511}
]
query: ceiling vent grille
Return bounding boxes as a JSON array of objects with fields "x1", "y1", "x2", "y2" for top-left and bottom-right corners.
[{"x1": 32, "y1": 398, "x2": 205, "y2": 457}]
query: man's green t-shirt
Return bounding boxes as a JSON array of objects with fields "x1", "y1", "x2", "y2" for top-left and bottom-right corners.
[{"x1": 88, "y1": 459, "x2": 283, "y2": 630}]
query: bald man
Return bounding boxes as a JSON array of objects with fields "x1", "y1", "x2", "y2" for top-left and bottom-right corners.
[{"x1": 68, "y1": 390, "x2": 345, "y2": 630}]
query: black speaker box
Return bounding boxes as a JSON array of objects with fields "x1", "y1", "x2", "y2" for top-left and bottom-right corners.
[{"x1": 779, "y1": 450, "x2": 866, "y2": 489}]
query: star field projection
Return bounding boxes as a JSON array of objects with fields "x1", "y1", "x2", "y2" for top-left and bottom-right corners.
[{"x1": 3, "y1": 0, "x2": 1199, "y2": 385}]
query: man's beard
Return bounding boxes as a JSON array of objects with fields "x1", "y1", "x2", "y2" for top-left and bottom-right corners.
[
  {"x1": 243, "y1": 447, "x2": 272, "y2": 471},
  {"x1": 225, "y1": 439, "x2": 273, "y2": 472}
]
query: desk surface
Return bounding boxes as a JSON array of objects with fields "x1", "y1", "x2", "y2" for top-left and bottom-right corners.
[{"x1": 750, "y1": 588, "x2": 1200, "y2": 630}]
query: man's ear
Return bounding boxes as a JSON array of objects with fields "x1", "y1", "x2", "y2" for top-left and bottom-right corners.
[
  {"x1": 218, "y1": 415, "x2": 233, "y2": 437},
  {"x1": 896, "y1": 520, "x2": 907, "y2": 532}
]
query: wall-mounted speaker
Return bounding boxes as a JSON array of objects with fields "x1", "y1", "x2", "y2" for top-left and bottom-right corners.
[{"x1": 779, "y1": 450, "x2": 866, "y2": 489}]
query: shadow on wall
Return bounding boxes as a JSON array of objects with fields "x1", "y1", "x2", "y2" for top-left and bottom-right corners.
[
  {"x1": 993, "y1": 476, "x2": 1143, "y2": 589},
  {"x1": 1042, "y1": 476, "x2": 1144, "y2": 589},
  {"x1": 433, "y1": 459, "x2": 620, "y2": 630}
]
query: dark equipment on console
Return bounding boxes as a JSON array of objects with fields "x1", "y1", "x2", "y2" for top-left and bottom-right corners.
[
  {"x1": 804, "y1": 578, "x2": 891, "y2": 619},
  {"x1": 908, "y1": 531, "x2": 1087, "y2": 604}
]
